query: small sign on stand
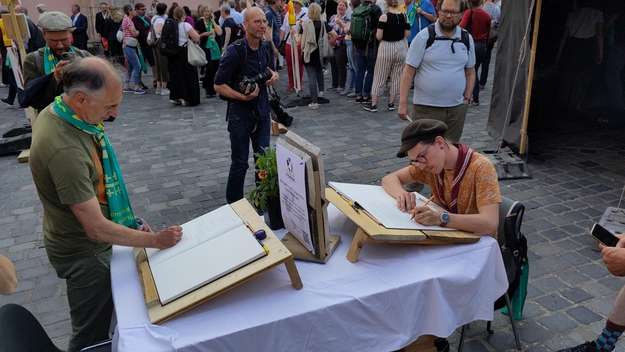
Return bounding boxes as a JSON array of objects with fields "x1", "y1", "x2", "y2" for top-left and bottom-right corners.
[{"x1": 276, "y1": 132, "x2": 340, "y2": 263}]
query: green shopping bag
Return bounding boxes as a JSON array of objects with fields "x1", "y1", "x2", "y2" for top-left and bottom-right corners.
[{"x1": 501, "y1": 260, "x2": 529, "y2": 321}]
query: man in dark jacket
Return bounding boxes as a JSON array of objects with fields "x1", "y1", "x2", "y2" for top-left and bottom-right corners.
[
  {"x1": 70, "y1": 4, "x2": 89, "y2": 50},
  {"x1": 131, "y1": 3, "x2": 155, "y2": 88},
  {"x1": 21, "y1": 11, "x2": 90, "y2": 112},
  {"x1": 95, "y1": 2, "x2": 112, "y2": 56}
]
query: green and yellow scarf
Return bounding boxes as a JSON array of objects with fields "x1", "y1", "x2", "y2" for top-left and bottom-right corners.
[
  {"x1": 53, "y1": 96, "x2": 138, "y2": 229},
  {"x1": 43, "y1": 46, "x2": 76, "y2": 75}
]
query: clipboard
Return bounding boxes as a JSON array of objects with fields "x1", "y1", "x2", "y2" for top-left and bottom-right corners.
[{"x1": 325, "y1": 187, "x2": 480, "y2": 263}]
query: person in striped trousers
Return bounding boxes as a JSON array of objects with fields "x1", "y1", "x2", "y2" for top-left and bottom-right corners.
[{"x1": 363, "y1": 0, "x2": 410, "y2": 112}]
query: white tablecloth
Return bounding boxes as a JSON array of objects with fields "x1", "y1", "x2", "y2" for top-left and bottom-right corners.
[{"x1": 111, "y1": 206, "x2": 508, "y2": 352}]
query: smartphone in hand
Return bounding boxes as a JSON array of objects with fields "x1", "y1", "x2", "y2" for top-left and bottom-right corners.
[{"x1": 591, "y1": 223, "x2": 620, "y2": 247}]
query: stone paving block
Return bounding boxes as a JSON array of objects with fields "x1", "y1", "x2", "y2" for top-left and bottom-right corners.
[
  {"x1": 535, "y1": 293, "x2": 574, "y2": 311},
  {"x1": 560, "y1": 287, "x2": 594, "y2": 304},
  {"x1": 537, "y1": 311, "x2": 578, "y2": 333},
  {"x1": 567, "y1": 306, "x2": 603, "y2": 324}
]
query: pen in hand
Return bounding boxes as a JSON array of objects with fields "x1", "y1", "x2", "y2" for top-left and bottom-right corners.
[{"x1": 410, "y1": 196, "x2": 434, "y2": 222}]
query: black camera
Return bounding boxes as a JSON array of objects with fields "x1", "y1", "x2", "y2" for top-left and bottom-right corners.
[{"x1": 238, "y1": 68, "x2": 273, "y2": 95}]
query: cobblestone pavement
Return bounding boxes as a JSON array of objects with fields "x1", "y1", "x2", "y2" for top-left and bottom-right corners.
[{"x1": 1, "y1": 62, "x2": 625, "y2": 351}]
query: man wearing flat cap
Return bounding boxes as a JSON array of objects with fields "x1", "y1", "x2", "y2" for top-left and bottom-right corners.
[
  {"x1": 382, "y1": 119, "x2": 501, "y2": 235},
  {"x1": 21, "y1": 11, "x2": 90, "y2": 112}
]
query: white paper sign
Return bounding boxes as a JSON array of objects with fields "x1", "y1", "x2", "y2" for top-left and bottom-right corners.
[{"x1": 276, "y1": 143, "x2": 315, "y2": 254}]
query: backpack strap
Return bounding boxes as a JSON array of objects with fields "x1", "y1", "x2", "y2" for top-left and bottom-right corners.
[
  {"x1": 460, "y1": 28, "x2": 471, "y2": 52},
  {"x1": 425, "y1": 23, "x2": 471, "y2": 55},
  {"x1": 425, "y1": 23, "x2": 436, "y2": 49}
]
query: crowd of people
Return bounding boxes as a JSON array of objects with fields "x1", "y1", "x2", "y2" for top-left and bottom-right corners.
[{"x1": 4, "y1": 1, "x2": 625, "y2": 352}]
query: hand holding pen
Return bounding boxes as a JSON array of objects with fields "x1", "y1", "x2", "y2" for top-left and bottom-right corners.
[{"x1": 410, "y1": 196, "x2": 442, "y2": 226}]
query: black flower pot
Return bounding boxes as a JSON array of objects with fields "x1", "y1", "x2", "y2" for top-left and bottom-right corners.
[{"x1": 264, "y1": 196, "x2": 284, "y2": 230}]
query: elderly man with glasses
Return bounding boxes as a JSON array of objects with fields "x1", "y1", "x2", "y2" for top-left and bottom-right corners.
[
  {"x1": 382, "y1": 119, "x2": 501, "y2": 236},
  {"x1": 398, "y1": 0, "x2": 476, "y2": 143}
]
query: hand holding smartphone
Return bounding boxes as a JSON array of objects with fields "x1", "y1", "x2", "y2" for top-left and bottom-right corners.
[{"x1": 591, "y1": 223, "x2": 620, "y2": 247}]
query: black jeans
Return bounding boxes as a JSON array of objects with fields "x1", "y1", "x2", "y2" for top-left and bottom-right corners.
[
  {"x1": 479, "y1": 40, "x2": 496, "y2": 87},
  {"x1": 332, "y1": 44, "x2": 348, "y2": 89},
  {"x1": 3, "y1": 65, "x2": 17, "y2": 104},
  {"x1": 203, "y1": 59, "x2": 219, "y2": 95},
  {"x1": 0, "y1": 304, "x2": 61, "y2": 352},
  {"x1": 472, "y1": 41, "x2": 488, "y2": 103},
  {"x1": 225, "y1": 108, "x2": 271, "y2": 203}
]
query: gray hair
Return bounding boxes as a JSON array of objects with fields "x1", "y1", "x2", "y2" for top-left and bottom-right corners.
[
  {"x1": 62, "y1": 57, "x2": 121, "y2": 96},
  {"x1": 221, "y1": 4, "x2": 231, "y2": 14}
]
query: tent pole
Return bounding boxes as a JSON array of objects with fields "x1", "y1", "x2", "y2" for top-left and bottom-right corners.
[{"x1": 519, "y1": 0, "x2": 542, "y2": 156}]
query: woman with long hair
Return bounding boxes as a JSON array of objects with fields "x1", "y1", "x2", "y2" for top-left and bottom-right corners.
[
  {"x1": 165, "y1": 6, "x2": 201, "y2": 106},
  {"x1": 362, "y1": 0, "x2": 409, "y2": 112},
  {"x1": 121, "y1": 4, "x2": 146, "y2": 94},
  {"x1": 151, "y1": 2, "x2": 169, "y2": 96},
  {"x1": 329, "y1": 0, "x2": 350, "y2": 93},
  {"x1": 195, "y1": 6, "x2": 223, "y2": 98},
  {"x1": 300, "y1": 3, "x2": 333, "y2": 109}
]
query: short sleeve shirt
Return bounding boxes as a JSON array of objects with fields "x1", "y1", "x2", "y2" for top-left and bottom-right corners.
[
  {"x1": 178, "y1": 22, "x2": 193, "y2": 46},
  {"x1": 29, "y1": 105, "x2": 111, "y2": 263},
  {"x1": 407, "y1": 0, "x2": 436, "y2": 43},
  {"x1": 406, "y1": 21, "x2": 476, "y2": 107},
  {"x1": 214, "y1": 39, "x2": 275, "y2": 117},
  {"x1": 408, "y1": 151, "x2": 501, "y2": 216}
]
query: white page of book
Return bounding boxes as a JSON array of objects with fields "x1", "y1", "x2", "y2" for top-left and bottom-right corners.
[
  {"x1": 145, "y1": 205, "x2": 266, "y2": 304},
  {"x1": 146, "y1": 205, "x2": 243, "y2": 265},
  {"x1": 329, "y1": 182, "x2": 454, "y2": 231},
  {"x1": 150, "y1": 224, "x2": 266, "y2": 304}
]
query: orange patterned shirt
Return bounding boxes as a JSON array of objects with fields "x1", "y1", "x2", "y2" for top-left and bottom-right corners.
[{"x1": 408, "y1": 152, "x2": 501, "y2": 215}]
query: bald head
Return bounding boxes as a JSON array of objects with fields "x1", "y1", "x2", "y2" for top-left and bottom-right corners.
[
  {"x1": 62, "y1": 57, "x2": 122, "y2": 97},
  {"x1": 243, "y1": 6, "x2": 264, "y2": 23}
]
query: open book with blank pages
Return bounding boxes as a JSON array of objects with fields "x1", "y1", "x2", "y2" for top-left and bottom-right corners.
[
  {"x1": 328, "y1": 182, "x2": 455, "y2": 231},
  {"x1": 146, "y1": 205, "x2": 267, "y2": 305}
]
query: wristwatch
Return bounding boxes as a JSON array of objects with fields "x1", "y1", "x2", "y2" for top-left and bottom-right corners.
[{"x1": 439, "y1": 212, "x2": 450, "y2": 227}]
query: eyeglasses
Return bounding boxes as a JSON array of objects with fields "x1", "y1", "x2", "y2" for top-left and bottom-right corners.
[
  {"x1": 439, "y1": 9, "x2": 462, "y2": 17},
  {"x1": 409, "y1": 144, "x2": 432, "y2": 165}
]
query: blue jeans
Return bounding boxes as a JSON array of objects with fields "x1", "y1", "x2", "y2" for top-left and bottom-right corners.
[
  {"x1": 225, "y1": 108, "x2": 271, "y2": 203},
  {"x1": 123, "y1": 46, "x2": 141, "y2": 86},
  {"x1": 353, "y1": 45, "x2": 376, "y2": 97},
  {"x1": 345, "y1": 39, "x2": 356, "y2": 91}
]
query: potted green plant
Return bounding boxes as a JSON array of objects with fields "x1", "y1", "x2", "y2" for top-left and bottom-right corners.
[{"x1": 248, "y1": 147, "x2": 284, "y2": 230}]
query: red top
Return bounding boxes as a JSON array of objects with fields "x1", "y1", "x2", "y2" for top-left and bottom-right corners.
[{"x1": 460, "y1": 8, "x2": 491, "y2": 42}]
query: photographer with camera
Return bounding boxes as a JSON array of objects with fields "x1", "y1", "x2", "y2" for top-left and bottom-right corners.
[
  {"x1": 214, "y1": 7, "x2": 279, "y2": 204},
  {"x1": 22, "y1": 11, "x2": 91, "y2": 112}
]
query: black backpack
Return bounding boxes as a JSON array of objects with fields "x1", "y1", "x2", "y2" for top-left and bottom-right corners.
[
  {"x1": 159, "y1": 18, "x2": 181, "y2": 56},
  {"x1": 425, "y1": 23, "x2": 471, "y2": 54}
]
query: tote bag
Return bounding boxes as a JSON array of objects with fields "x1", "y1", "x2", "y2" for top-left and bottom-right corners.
[
  {"x1": 319, "y1": 22, "x2": 333, "y2": 59},
  {"x1": 188, "y1": 41, "x2": 207, "y2": 66}
]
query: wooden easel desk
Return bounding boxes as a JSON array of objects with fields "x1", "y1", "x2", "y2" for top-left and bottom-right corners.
[
  {"x1": 133, "y1": 199, "x2": 302, "y2": 324},
  {"x1": 325, "y1": 187, "x2": 480, "y2": 263}
]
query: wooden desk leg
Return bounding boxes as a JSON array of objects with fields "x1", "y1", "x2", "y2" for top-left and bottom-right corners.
[
  {"x1": 284, "y1": 258, "x2": 303, "y2": 289},
  {"x1": 346, "y1": 228, "x2": 367, "y2": 263}
]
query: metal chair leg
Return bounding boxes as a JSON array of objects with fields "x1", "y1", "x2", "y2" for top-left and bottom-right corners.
[
  {"x1": 504, "y1": 293, "x2": 522, "y2": 351},
  {"x1": 457, "y1": 325, "x2": 466, "y2": 352}
]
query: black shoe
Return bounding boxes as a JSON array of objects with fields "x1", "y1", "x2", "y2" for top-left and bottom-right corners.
[
  {"x1": 434, "y1": 338, "x2": 449, "y2": 352},
  {"x1": 355, "y1": 96, "x2": 366, "y2": 103},
  {"x1": 362, "y1": 102, "x2": 377, "y2": 112},
  {"x1": 361, "y1": 96, "x2": 372, "y2": 104},
  {"x1": 388, "y1": 103, "x2": 396, "y2": 111},
  {"x1": 1, "y1": 98, "x2": 14, "y2": 107},
  {"x1": 557, "y1": 342, "x2": 598, "y2": 352}
]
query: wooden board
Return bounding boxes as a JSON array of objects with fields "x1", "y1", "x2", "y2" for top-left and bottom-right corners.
[
  {"x1": 279, "y1": 132, "x2": 341, "y2": 263},
  {"x1": 282, "y1": 232, "x2": 341, "y2": 263},
  {"x1": 325, "y1": 187, "x2": 480, "y2": 262},
  {"x1": 134, "y1": 199, "x2": 302, "y2": 324}
]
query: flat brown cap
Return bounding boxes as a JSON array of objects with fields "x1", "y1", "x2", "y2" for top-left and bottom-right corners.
[{"x1": 396, "y1": 119, "x2": 448, "y2": 158}]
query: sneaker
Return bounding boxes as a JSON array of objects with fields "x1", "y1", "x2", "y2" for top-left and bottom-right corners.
[
  {"x1": 140, "y1": 82, "x2": 149, "y2": 90},
  {"x1": 361, "y1": 96, "x2": 372, "y2": 104},
  {"x1": 160, "y1": 88, "x2": 170, "y2": 96},
  {"x1": 388, "y1": 103, "x2": 396, "y2": 111},
  {"x1": 346, "y1": 92, "x2": 357, "y2": 98},
  {"x1": 362, "y1": 103, "x2": 378, "y2": 112},
  {"x1": 355, "y1": 96, "x2": 366, "y2": 103},
  {"x1": 123, "y1": 87, "x2": 134, "y2": 93},
  {"x1": 180, "y1": 100, "x2": 188, "y2": 106},
  {"x1": 170, "y1": 99, "x2": 181, "y2": 106},
  {"x1": 557, "y1": 342, "x2": 597, "y2": 352},
  {"x1": 308, "y1": 102, "x2": 319, "y2": 109},
  {"x1": 133, "y1": 89, "x2": 146, "y2": 95},
  {"x1": 471, "y1": 101, "x2": 480, "y2": 106},
  {"x1": 319, "y1": 91, "x2": 324, "y2": 97}
]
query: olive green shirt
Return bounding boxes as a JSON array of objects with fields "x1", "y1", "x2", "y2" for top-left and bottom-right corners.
[
  {"x1": 30, "y1": 104, "x2": 111, "y2": 264},
  {"x1": 22, "y1": 47, "x2": 91, "y2": 112}
]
